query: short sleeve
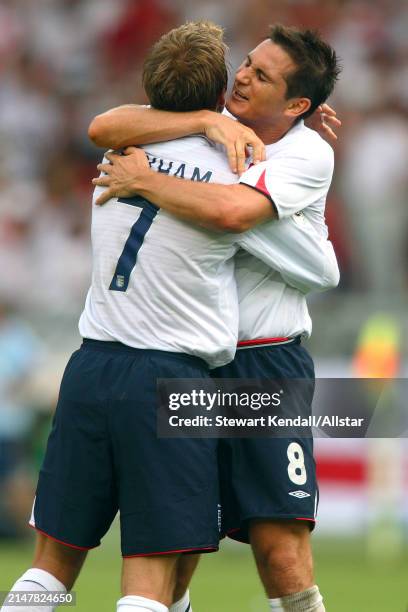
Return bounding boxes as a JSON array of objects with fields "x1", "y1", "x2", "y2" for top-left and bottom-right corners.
[{"x1": 239, "y1": 141, "x2": 334, "y2": 219}]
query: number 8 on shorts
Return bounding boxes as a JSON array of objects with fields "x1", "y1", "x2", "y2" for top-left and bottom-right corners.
[{"x1": 287, "y1": 442, "x2": 307, "y2": 485}]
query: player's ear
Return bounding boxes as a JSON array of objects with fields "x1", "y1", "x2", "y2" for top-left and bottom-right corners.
[
  {"x1": 216, "y1": 89, "x2": 227, "y2": 112},
  {"x1": 285, "y1": 97, "x2": 311, "y2": 120}
]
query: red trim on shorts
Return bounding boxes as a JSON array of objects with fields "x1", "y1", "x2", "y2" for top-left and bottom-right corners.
[
  {"x1": 237, "y1": 337, "x2": 290, "y2": 347},
  {"x1": 123, "y1": 545, "x2": 218, "y2": 558},
  {"x1": 29, "y1": 524, "x2": 96, "y2": 551},
  {"x1": 295, "y1": 517, "x2": 316, "y2": 523},
  {"x1": 227, "y1": 528, "x2": 240, "y2": 534}
]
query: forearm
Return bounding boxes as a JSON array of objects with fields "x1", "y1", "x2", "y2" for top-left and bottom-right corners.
[
  {"x1": 131, "y1": 172, "x2": 272, "y2": 232},
  {"x1": 93, "y1": 148, "x2": 275, "y2": 228},
  {"x1": 88, "y1": 105, "x2": 211, "y2": 149},
  {"x1": 134, "y1": 172, "x2": 234, "y2": 230},
  {"x1": 278, "y1": 238, "x2": 340, "y2": 293},
  {"x1": 238, "y1": 216, "x2": 340, "y2": 293}
]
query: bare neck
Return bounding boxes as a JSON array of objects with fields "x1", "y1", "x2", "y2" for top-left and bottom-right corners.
[{"x1": 244, "y1": 117, "x2": 295, "y2": 145}]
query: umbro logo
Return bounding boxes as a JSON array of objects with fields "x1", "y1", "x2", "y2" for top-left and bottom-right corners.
[{"x1": 289, "y1": 490, "x2": 311, "y2": 499}]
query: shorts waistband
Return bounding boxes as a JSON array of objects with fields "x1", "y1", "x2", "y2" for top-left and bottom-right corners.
[
  {"x1": 81, "y1": 338, "x2": 208, "y2": 369},
  {"x1": 237, "y1": 336, "x2": 301, "y2": 350}
]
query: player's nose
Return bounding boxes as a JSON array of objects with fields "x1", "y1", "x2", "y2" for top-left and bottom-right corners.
[{"x1": 235, "y1": 65, "x2": 251, "y2": 85}]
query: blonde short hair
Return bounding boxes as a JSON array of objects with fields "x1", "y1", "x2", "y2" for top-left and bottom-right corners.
[{"x1": 143, "y1": 21, "x2": 228, "y2": 112}]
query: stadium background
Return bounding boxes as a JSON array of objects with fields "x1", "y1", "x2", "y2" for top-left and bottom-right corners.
[{"x1": 0, "y1": 0, "x2": 407, "y2": 610}]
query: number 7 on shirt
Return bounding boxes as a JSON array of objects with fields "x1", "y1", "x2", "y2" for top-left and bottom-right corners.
[{"x1": 109, "y1": 196, "x2": 159, "y2": 292}]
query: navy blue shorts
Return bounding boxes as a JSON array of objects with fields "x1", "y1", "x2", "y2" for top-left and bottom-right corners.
[
  {"x1": 212, "y1": 338, "x2": 318, "y2": 543},
  {"x1": 30, "y1": 340, "x2": 221, "y2": 556}
]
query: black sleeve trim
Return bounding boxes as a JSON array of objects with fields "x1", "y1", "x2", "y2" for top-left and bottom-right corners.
[{"x1": 238, "y1": 182, "x2": 279, "y2": 218}]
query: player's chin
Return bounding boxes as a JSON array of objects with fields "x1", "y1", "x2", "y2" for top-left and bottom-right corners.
[{"x1": 226, "y1": 96, "x2": 249, "y2": 120}]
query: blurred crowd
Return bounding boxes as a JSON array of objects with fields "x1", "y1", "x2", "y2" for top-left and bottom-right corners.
[{"x1": 0, "y1": 0, "x2": 408, "y2": 542}]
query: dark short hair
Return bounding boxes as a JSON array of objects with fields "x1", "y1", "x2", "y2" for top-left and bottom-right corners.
[
  {"x1": 268, "y1": 24, "x2": 341, "y2": 119},
  {"x1": 143, "y1": 21, "x2": 228, "y2": 112}
]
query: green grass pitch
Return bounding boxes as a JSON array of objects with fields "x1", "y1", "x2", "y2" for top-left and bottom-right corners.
[{"x1": 1, "y1": 527, "x2": 407, "y2": 611}]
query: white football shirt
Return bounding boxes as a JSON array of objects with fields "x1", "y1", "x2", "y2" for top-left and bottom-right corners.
[
  {"x1": 236, "y1": 120, "x2": 336, "y2": 341},
  {"x1": 79, "y1": 136, "x2": 239, "y2": 368},
  {"x1": 79, "y1": 131, "x2": 336, "y2": 366}
]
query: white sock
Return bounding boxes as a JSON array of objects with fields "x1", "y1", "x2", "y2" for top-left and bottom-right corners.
[
  {"x1": 169, "y1": 590, "x2": 192, "y2": 612},
  {"x1": 269, "y1": 585, "x2": 325, "y2": 611},
  {"x1": 117, "y1": 595, "x2": 169, "y2": 612},
  {"x1": 1, "y1": 568, "x2": 66, "y2": 612}
]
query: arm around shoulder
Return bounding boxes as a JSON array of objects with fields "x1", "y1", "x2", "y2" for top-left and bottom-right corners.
[
  {"x1": 88, "y1": 105, "x2": 149, "y2": 149},
  {"x1": 88, "y1": 105, "x2": 210, "y2": 150}
]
